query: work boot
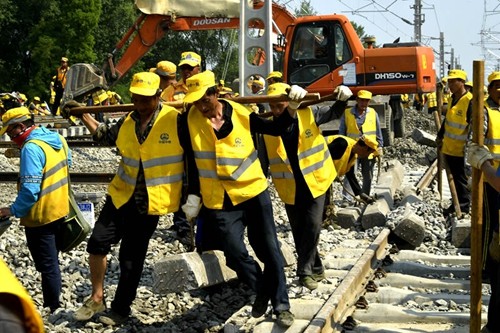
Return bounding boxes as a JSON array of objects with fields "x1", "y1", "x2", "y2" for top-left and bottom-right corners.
[
  {"x1": 276, "y1": 310, "x2": 294, "y2": 328},
  {"x1": 251, "y1": 293, "x2": 270, "y2": 318},
  {"x1": 299, "y1": 275, "x2": 318, "y2": 290},
  {"x1": 98, "y1": 309, "x2": 129, "y2": 326},
  {"x1": 73, "y1": 297, "x2": 106, "y2": 321},
  {"x1": 312, "y1": 271, "x2": 326, "y2": 282}
]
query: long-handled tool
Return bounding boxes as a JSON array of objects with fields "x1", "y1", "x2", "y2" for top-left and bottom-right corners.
[{"x1": 66, "y1": 93, "x2": 321, "y2": 116}]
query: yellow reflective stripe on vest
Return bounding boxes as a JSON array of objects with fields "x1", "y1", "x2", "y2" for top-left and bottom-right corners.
[
  {"x1": 299, "y1": 143, "x2": 331, "y2": 175},
  {"x1": 485, "y1": 106, "x2": 500, "y2": 169}
]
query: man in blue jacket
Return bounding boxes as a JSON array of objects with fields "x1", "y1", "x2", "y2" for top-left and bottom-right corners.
[{"x1": 0, "y1": 107, "x2": 71, "y2": 312}]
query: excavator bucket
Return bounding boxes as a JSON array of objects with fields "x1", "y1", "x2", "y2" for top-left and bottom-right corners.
[{"x1": 62, "y1": 63, "x2": 108, "y2": 107}]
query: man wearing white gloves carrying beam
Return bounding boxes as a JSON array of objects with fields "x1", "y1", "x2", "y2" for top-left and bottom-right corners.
[{"x1": 180, "y1": 70, "x2": 306, "y2": 328}]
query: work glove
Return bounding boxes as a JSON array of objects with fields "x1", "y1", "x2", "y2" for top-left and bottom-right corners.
[
  {"x1": 61, "y1": 100, "x2": 85, "y2": 119},
  {"x1": 334, "y1": 85, "x2": 353, "y2": 102},
  {"x1": 288, "y1": 85, "x2": 307, "y2": 110},
  {"x1": 467, "y1": 143, "x2": 492, "y2": 169},
  {"x1": 359, "y1": 193, "x2": 375, "y2": 204},
  {"x1": 181, "y1": 195, "x2": 202, "y2": 221}
]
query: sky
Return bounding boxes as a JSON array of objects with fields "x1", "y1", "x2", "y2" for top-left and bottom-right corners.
[{"x1": 294, "y1": 0, "x2": 496, "y2": 82}]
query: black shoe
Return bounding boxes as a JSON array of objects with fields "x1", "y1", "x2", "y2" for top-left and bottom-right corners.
[
  {"x1": 251, "y1": 293, "x2": 270, "y2": 318},
  {"x1": 276, "y1": 310, "x2": 294, "y2": 328},
  {"x1": 442, "y1": 205, "x2": 454, "y2": 217}
]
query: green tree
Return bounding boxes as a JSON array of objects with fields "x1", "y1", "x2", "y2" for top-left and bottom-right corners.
[{"x1": 294, "y1": 0, "x2": 317, "y2": 17}]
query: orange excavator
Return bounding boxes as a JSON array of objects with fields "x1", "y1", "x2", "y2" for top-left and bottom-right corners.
[{"x1": 63, "y1": 0, "x2": 436, "y2": 144}]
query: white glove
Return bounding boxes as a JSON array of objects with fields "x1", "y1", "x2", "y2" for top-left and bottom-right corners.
[
  {"x1": 334, "y1": 85, "x2": 353, "y2": 102},
  {"x1": 181, "y1": 195, "x2": 202, "y2": 221},
  {"x1": 467, "y1": 143, "x2": 492, "y2": 169},
  {"x1": 288, "y1": 85, "x2": 307, "y2": 110}
]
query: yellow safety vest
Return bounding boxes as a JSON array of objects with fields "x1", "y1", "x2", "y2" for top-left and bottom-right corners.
[
  {"x1": 344, "y1": 107, "x2": 378, "y2": 159},
  {"x1": 108, "y1": 106, "x2": 184, "y2": 215},
  {"x1": 0, "y1": 258, "x2": 45, "y2": 333},
  {"x1": 188, "y1": 100, "x2": 268, "y2": 209},
  {"x1": 426, "y1": 92, "x2": 437, "y2": 109},
  {"x1": 442, "y1": 92, "x2": 472, "y2": 157},
  {"x1": 21, "y1": 137, "x2": 69, "y2": 227},
  {"x1": 485, "y1": 105, "x2": 500, "y2": 170},
  {"x1": 325, "y1": 135, "x2": 357, "y2": 177},
  {"x1": 56, "y1": 66, "x2": 68, "y2": 88},
  {"x1": 264, "y1": 108, "x2": 335, "y2": 204}
]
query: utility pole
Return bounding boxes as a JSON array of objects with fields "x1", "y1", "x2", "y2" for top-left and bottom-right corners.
[
  {"x1": 439, "y1": 32, "x2": 445, "y2": 78},
  {"x1": 411, "y1": 0, "x2": 424, "y2": 43}
]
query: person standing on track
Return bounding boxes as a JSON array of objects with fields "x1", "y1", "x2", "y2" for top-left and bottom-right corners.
[
  {"x1": 435, "y1": 69, "x2": 473, "y2": 217},
  {"x1": 72, "y1": 72, "x2": 191, "y2": 325},
  {"x1": 180, "y1": 70, "x2": 303, "y2": 328},
  {"x1": 263, "y1": 83, "x2": 352, "y2": 290}
]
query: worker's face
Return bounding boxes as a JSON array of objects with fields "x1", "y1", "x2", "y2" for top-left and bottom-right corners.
[
  {"x1": 354, "y1": 143, "x2": 374, "y2": 158},
  {"x1": 251, "y1": 84, "x2": 261, "y2": 94},
  {"x1": 193, "y1": 93, "x2": 220, "y2": 119},
  {"x1": 447, "y1": 78, "x2": 464, "y2": 94},
  {"x1": 6, "y1": 123, "x2": 25, "y2": 139},
  {"x1": 180, "y1": 65, "x2": 200, "y2": 82},
  {"x1": 269, "y1": 102, "x2": 287, "y2": 117},
  {"x1": 131, "y1": 93, "x2": 159, "y2": 115},
  {"x1": 489, "y1": 81, "x2": 500, "y2": 104},
  {"x1": 356, "y1": 98, "x2": 370, "y2": 113}
]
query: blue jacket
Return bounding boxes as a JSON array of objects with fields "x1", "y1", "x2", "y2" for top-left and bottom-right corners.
[{"x1": 10, "y1": 127, "x2": 72, "y2": 218}]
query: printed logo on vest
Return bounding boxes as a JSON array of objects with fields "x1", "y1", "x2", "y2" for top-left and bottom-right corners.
[
  {"x1": 305, "y1": 129, "x2": 313, "y2": 138},
  {"x1": 234, "y1": 137, "x2": 243, "y2": 147},
  {"x1": 159, "y1": 133, "x2": 171, "y2": 144}
]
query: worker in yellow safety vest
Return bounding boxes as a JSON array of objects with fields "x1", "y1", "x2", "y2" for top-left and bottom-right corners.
[
  {"x1": 436, "y1": 69, "x2": 472, "y2": 217},
  {"x1": 0, "y1": 258, "x2": 45, "y2": 333}
]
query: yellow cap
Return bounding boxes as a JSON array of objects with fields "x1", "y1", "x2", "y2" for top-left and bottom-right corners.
[
  {"x1": 357, "y1": 90, "x2": 372, "y2": 100},
  {"x1": 155, "y1": 61, "x2": 177, "y2": 77},
  {"x1": 220, "y1": 86, "x2": 233, "y2": 94},
  {"x1": 18, "y1": 93, "x2": 27, "y2": 101},
  {"x1": 129, "y1": 72, "x2": 160, "y2": 96},
  {"x1": 465, "y1": 81, "x2": 473, "y2": 88},
  {"x1": 183, "y1": 70, "x2": 216, "y2": 103},
  {"x1": 359, "y1": 135, "x2": 378, "y2": 151},
  {"x1": 446, "y1": 69, "x2": 467, "y2": 81},
  {"x1": 266, "y1": 71, "x2": 283, "y2": 80},
  {"x1": 267, "y1": 82, "x2": 290, "y2": 96},
  {"x1": 149, "y1": 67, "x2": 157, "y2": 73},
  {"x1": 178, "y1": 51, "x2": 202, "y2": 67},
  {"x1": 61, "y1": 57, "x2": 68, "y2": 62},
  {"x1": 252, "y1": 77, "x2": 265, "y2": 88},
  {"x1": 488, "y1": 71, "x2": 500, "y2": 84},
  {"x1": 93, "y1": 89, "x2": 109, "y2": 104},
  {"x1": 34, "y1": 96, "x2": 41, "y2": 102},
  {"x1": 0, "y1": 107, "x2": 32, "y2": 135}
]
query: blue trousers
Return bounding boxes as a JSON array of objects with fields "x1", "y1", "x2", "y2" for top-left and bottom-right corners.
[
  {"x1": 87, "y1": 197, "x2": 158, "y2": 316},
  {"x1": 25, "y1": 218, "x2": 63, "y2": 310},
  {"x1": 204, "y1": 190, "x2": 290, "y2": 313}
]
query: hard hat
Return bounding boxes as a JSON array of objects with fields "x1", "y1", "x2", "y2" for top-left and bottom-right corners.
[
  {"x1": 267, "y1": 82, "x2": 290, "y2": 96},
  {"x1": 487, "y1": 71, "x2": 500, "y2": 84},
  {"x1": 252, "y1": 76, "x2": 265, "y2": 88},
  {"x1": 445, "y1": 69, "x2": 467, "y2": 81},
  {"x1": 178, "y1": 51, "x2": 202, "y2": 67},
  {"x1": 183, "y1": 70, "x2": 216, "y2": 103},
  {"x1": 357, "y1": 90, "x2": 372, "y2": 100},
  {"x1": 93, "y1": 90, "x2": 109, "y2": 104},
  {"x1": 0, "y1": 107, "x2": 32, "y2": 136},
  {"x1": 155, "y1": 61, "x2": 177, "y2": 77},
  {"x1": 266, "y1": 71, "x2": 283, "y2": 80},
  {"x1": 359, "y1": 135, "x2": 378, "y2": 151},
  {"x1": 129, "y1": 72, "x2": 160, "y2": 96}
]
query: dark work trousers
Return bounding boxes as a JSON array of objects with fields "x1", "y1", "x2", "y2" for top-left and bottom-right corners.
[
  {"x1": 25, "y1": 218, "x2": 63, "y2": 311},
  {"x1": 483, "y1": 182, "x2": 500, "y2": 331},
  {"x1": 359, "y1": 157, "x2": 376, "y2": 195},
  {"x1": 285, "y1": 192, "x2": 326, "y2": 277},
  {"x1": 52, "y1": 87, "x2": 64, "y2": 116},
  {"x1": 86, "y1": 197, "x2": 159, "y2": 316},
  {"x1": 444, "y1": 154, "x2": 471, "y2": 213},
  {"x1": 204, "y1": 190, "x2": 290, "y2": 313}
]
